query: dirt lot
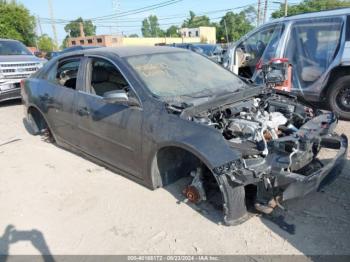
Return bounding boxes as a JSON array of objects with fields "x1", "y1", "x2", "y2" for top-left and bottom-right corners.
[{"x1": 0, "y1": 100, "x2": 350, "y2": 256}]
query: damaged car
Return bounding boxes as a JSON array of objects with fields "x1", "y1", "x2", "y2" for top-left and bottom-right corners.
[{"x1": 21, "y1": 47, "x2": 348, "y2": 225}]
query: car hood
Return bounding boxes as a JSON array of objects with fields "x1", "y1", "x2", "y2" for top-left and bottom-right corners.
[
  {"x1": 178, "y1": 86, "x2": 264, "y2": 118},
  {"x1": 0, "y1": 55, "x2": 43, "y2": 63}
]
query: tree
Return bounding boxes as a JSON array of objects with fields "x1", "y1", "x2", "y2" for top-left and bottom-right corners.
[
  {"x1": 243, "y1": 6, "x2": 257, "y2": 25},
  {"x1": 61, "y1": 35, "x2": 69, "y2": 50},
  {"x1": 128, "y1": 34, "x2": 139, "y2": 38},
  {"x1": 166, "y1": 25, "x2": 180, "y2": 37},
  {"x1": 141, "y1": 15, "x2": 164, "y2": 37},
  {"x1": 182, "y1": 11, "x2": 211, "y2": 28},
  {"x1": 64, "y1": 17, "x2": 96, "y2": 37},
  {"x1": 217, "y1": 11, "x2": 254, "y2": 42},
  {"x1": 141, "y1": 18, "x2": 151, "y2": 37},
  {"x1": 37, "y1": 34, "x2": 56, "y2": 52},
  {"x1": 272, "y1": 0, "x2": 350, "y2": 18},
  {"x1": 0, "y1": 0, "x2": 36, "y2": 46}
]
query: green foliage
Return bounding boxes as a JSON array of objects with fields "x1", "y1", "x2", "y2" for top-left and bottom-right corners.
[
  {"x1": 60, "y1": 36, "x2": 69, "y2": 50},
  {"x1": 217, "y1": 10, "x2": 254, "y2": 42},
  {"x1": 0, "y1": 0, "x2": 36, "y2": 46},
  {"x1": 37, "y1": 34, "x2": 56, "y2": 52},
  {"x1": 141, "y1": 15, "x2": 165, "y2": 37},
  {"x1": 64, "y1": 17, "x2": 96, "y2": 37},
  {"x1": 128, "y1": 34, "x2": 139, "y2": 38},
  {"x1": 182, "y1": 11, "x2": 211, "y2": 28},
  {"x1": 272, "y1": 0, "x2": 350, "y2": 18},
  {"x1": 166, "y1": 25, "x2": 180, "y2": 37}
]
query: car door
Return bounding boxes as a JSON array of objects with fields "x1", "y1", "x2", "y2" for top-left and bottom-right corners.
[
  {"x1": 75, "y1": 56, "x2": 143, "y2": 178},
  {"x1": 233, "y1": 24, "x2": 283, "y2": 78},
  {"x1": 43, "y1": 56, "x2": 83, "y2": 146},
  {"x1": 283, "y1": 17, "x2": 344, "y2": 91}
]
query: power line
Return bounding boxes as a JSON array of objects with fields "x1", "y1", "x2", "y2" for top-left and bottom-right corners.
[
  {"x1": 39, "y1": 0, "x2": 184, "y2": 23},
  {"x1": 90, "y1": 0, "x2": 183, "y2": 21},
  {"x1": 39, "y1": 2, "x2": 258, "y2": 25}
]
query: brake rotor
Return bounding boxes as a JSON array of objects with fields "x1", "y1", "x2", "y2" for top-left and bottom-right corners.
[{"x1": 182, "y1": 185, "x2": 201, "y2": 203}]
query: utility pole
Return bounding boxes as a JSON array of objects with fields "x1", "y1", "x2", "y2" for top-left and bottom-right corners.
[
  {"x1": 263, "y1": 0, "x2": 268, "y2": 24},
  {"x1": 224, "y1": 19, "x2": 229, "y2": 43},
  {"x1": 37, "y1": 16, "x2": 43, "y2": 36},
  {"x1": 284, "y1": 0, "x2": 288, "y2": 16},
  {"x1": 257, "y1": 0, "x2": 261, "y2": 26},
  {"x1": 112, "y1": 0, "x2": 120, "y2": 36},
  {"x1": 48, "y1": 0, "x2": 58, "y2": 50}
]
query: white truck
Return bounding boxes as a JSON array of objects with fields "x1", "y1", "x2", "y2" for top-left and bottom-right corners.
[{"x1": 0, "y1": 39, "x2": 45, "y2": 102}]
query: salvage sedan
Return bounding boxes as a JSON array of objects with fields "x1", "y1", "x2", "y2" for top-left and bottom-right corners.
[{"x1": 22, "y1": 47, "x2": 348, "y2": 225}]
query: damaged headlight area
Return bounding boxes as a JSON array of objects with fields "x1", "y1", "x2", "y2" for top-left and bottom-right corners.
[{"x1": 177, "y1": 91, "x2": 348, "y2": 225}]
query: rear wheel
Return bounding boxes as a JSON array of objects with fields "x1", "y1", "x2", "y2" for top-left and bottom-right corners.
[
  {"x1": 26, "y1": 108, "x2": 54, "y2": 142},
  {"x1": 328, "y1": 76, "x2": 350, "y2": 120}
]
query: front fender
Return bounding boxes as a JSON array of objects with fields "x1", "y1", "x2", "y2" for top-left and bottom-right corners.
[{"x1": 152, "y1": 131, "x2": 241, "y2": 171}]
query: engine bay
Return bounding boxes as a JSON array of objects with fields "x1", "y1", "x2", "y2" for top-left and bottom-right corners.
[{"x1": 188, "y1": 93, "x2": 316, "y2": 162}]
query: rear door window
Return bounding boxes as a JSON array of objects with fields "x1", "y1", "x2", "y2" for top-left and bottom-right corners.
[
  {"x1": 47, "y1": 58, "x2": 81, "y2": 90},
  {"x1": 285, "y1": 17, "x2": 343, "y2": 89}
]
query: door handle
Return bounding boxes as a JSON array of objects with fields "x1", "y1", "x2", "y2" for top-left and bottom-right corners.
[{"x1": 77, "y1": 107, "x2": 90, "y2": 116}]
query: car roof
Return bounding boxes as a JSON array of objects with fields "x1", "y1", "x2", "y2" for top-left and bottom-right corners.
[
  {"x1": 59, "y1": 46, "x2": 188, "y2": 59},
  {"x1": 0, "y1": 38, "x2": 21, "y2": 42},
  {"x1": 265, "y1": 7, "x2": 350, "y2": 26}
]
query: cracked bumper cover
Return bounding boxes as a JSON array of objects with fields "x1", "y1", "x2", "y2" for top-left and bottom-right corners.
[
  {"x1": 281, "y1": 134, "x2": 348, "y2": 201},
  {"x1": 213, "y1": 134, "x2": 348, "y2": 226}
]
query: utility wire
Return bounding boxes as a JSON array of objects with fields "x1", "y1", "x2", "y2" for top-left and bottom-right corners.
[
  {"x1": 39, "y1": 0, "x2": 184, "y2": 23},
  {"x1": 39, "y1": 2, "x2": 258, "y2": 25}
]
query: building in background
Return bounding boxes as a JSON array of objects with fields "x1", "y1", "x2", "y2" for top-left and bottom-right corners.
[
  {"x1": 178, "y1": 27, "x2": 216, "y2": 44},
  {"x1": 67, "y1": 26, "x2": 216, "y2": 47}
]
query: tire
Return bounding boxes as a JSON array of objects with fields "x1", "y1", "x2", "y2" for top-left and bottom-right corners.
[
  {"x1": 328, "y1": 75, "x2": 350, "y2": 120},
  {"x1": 27, "y1": 109, "x2": 55, "y2": 142}
]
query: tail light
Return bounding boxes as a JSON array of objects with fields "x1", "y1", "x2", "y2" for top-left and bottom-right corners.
[
  {"x1": 256, "y1": 58, "x2": 263, "y2": 70},
  {"x1": 20, "y1": 79, "x2": 25, "y2": 88}
]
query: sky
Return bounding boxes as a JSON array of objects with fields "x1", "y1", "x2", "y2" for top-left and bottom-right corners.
[{"x1": 18, "y1": 0, "x2": 298, "y2": 45}]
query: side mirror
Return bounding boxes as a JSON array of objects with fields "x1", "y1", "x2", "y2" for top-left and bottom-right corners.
[
  {"x1": 103, "y1": 90, "x2": 129, "y2": 104},
  {"x1": 266, "y1": 69, "x2": 285, "y2": 85},
  {"x1": 103, "y1": 90, "x2": 140, "y2": 107}
]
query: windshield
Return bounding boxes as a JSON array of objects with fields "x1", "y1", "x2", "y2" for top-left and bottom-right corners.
[
  {"x1": 126, "y1": 51, "x2": 247, "y2": 98},
  {"x1": 0, "y1": 40, "x2": 32, "y2": 55}
]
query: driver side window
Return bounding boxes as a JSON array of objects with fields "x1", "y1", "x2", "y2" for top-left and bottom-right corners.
[
  {"x1": 237, "y1": 25, "x2": 279, "y2": 78},
  {"x1": 89, "y1": 58, "x2": 129, "y2": 97}
]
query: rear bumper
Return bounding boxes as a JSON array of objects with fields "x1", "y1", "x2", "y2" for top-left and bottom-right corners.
[
  {"x1": 0, "y1": 81, "x2": 21, "y2": 102},
  {"x1": 281, "y1": 134, "x2": 348, "y2": 200}
]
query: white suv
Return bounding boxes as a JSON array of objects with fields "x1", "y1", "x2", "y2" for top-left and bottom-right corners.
[{"x1": 224, "y1": 8, "x2": 350, "y2": 119}]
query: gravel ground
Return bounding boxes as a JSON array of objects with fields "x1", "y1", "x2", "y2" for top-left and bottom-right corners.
[{"x1": 0, "y1": 100, "x2": 349, "y2": 255}]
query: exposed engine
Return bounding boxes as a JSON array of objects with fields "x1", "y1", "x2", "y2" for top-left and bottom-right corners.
[{"x1": 190, "y1": 95, "x2": 314, "y2": 158}]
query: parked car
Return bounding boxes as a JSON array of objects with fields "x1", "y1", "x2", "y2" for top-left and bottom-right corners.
[
  {"x1": 168, "y1": 43, "x2": 203, "y2": 53},
  {"x1": 0, "y1": 39, "x2": 45, "y2": 102},
  {"x1": 45, "y1": 51, "x2": 62, "y2": 60},
  {"x1": 22, "y1": 46, "x2": 347, "y2": 225},
  {"x1": 169, "y1": 43, "x2": 224, "y2": 63},
  {"x1": 60, "y1": 45, "x2": 100, "y2": 54},
  {"x1": 224, "y1": 8, "x2": 350, "y2": 119},
  {"x1": 191, "y1": 44, "x2": 224, "y2": 63}
]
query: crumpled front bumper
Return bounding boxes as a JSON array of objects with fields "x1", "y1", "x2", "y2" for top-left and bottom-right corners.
[
  {"x1": 281, "y1": 134, "x2": 348, "y2": 201},
  {"x1": 213, "y1": 132, "x2": 348, "y2": 226}
]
